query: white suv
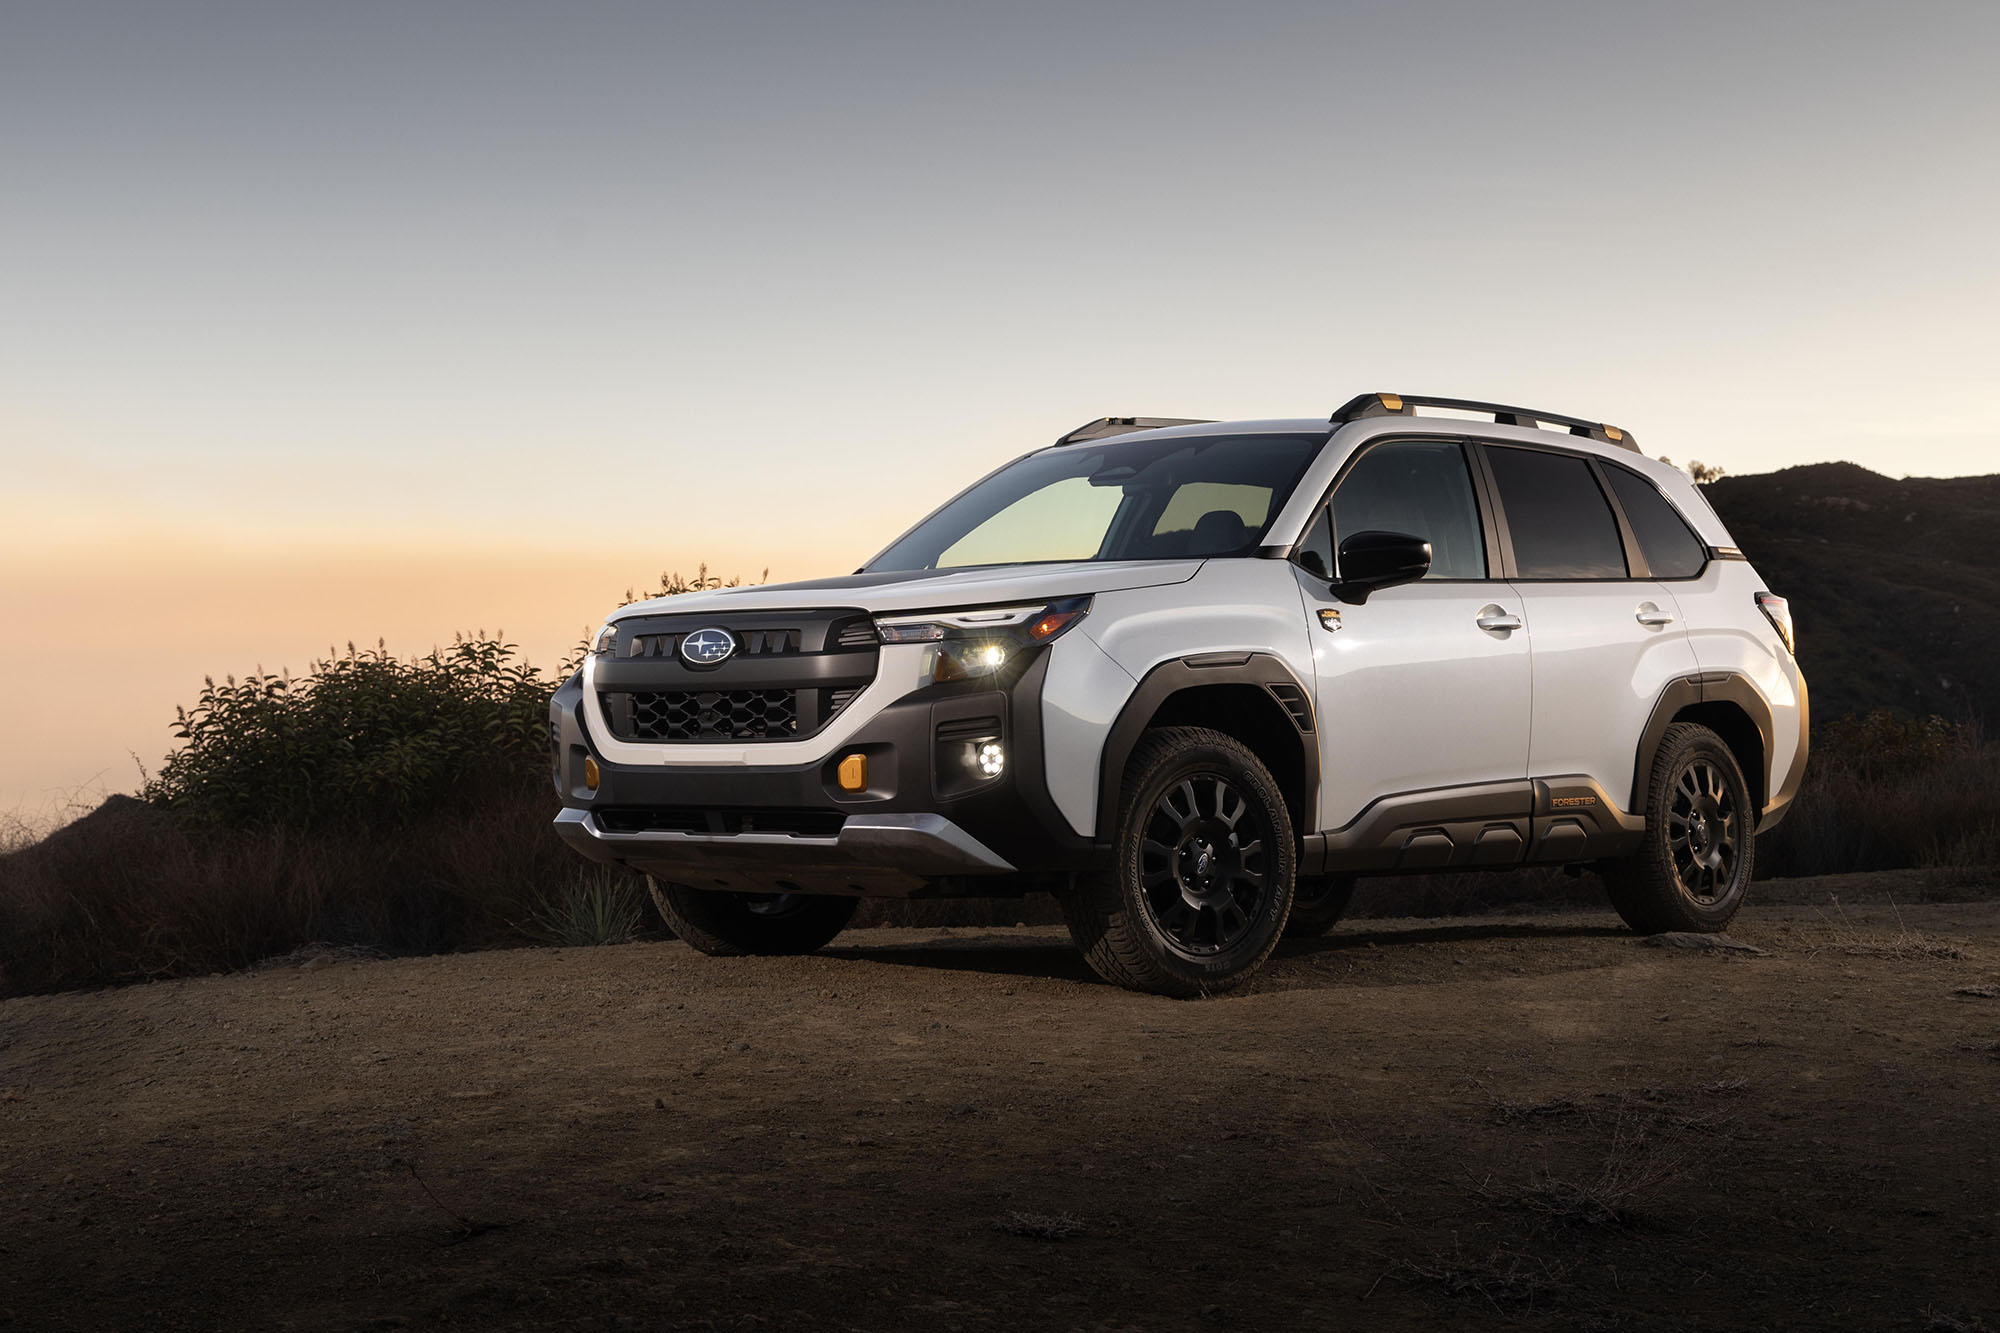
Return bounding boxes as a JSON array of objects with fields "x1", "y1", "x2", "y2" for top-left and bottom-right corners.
[{"x1": 553, "y1": 393, "x2": 1808, "y2": 996}]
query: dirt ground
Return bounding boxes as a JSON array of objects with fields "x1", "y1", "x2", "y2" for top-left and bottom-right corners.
[{"x1": 3, "y1": 873, "x2": 1998, "y2": 1331}]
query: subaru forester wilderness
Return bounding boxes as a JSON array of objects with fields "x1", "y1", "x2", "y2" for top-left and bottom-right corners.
[{"x1": 553, "y1": 394, "x2": 1808, "y2": 996}]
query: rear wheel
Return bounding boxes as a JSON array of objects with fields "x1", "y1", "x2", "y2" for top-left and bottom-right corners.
[
  {"x1": 1604, "y1": 722, "x2": 1755, "y2": 935},
  {"x1": 1284, "y1": 875, "x2": 1357, "y2": 938},
  {"x1": 648, "y1": 882, "x2": 859, "y2": 956},
  {"x1": 1060, "y1": 727, "x2": 1295, "y2": 997}
]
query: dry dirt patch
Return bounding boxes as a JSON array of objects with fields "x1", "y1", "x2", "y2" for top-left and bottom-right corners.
[{"x1": 2, "y1": 900, "x2": 1997, "y2": 1330}]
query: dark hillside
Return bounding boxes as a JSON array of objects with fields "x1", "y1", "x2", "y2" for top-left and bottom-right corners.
[{"x1": 1701, "y1": 463, "x2": 2000, "y2": 724}]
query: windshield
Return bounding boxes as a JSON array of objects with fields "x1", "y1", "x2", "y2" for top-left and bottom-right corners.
[{"x1": 866, "y1": 432, "x2": 1326, "y2": 572}]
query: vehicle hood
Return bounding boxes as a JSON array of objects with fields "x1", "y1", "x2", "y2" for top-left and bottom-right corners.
[{"x1": 610, "y1": 560, "x2": 1205, "y2": 620}]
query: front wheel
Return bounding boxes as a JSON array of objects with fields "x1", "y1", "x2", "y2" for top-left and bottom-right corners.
[
  {"x1": 1060, "y1": 726, "x2": 1296, "y2": 997},
  {"x1": 648, "y1": 882, "x2": 859, "y2": 956},
  {"x1": 1603, "y1": 722, "x2": 1755, "y2": 935}
]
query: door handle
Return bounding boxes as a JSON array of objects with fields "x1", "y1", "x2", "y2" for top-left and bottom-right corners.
[
  {"x1": 1475, "y1": 609, "x2": 1523, "y2": 632},
  {"x1": 1635, "y1": 603, "x2": 1676, "y2": 627}
]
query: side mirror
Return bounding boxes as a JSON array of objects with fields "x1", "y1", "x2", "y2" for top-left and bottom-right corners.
[{"x1": 1335, "y1": 530, "x2": 1431, "y2": 603}]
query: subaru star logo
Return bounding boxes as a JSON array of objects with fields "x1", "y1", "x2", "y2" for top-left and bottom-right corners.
[{"x1": 679, "y1": 627, "x2": 737, "y2": 667}]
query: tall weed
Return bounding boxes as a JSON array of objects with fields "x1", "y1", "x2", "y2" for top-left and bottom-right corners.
[{"x1": 1757, "y1": 711, "x2": 2000, "y2": 876}]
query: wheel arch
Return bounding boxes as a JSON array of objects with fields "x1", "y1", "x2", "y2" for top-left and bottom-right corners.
[
  {"x1": 1632, "y1": 673, "x2": 1773, "y2": 818},
  {"x1": 1095, "y1": 654, "x2": 1319, "y2": 845}
]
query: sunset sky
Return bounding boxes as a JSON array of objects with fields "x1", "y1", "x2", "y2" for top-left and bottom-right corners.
[{"x1": 3, "y1": 0, "x2": 1997, "y2": 822}]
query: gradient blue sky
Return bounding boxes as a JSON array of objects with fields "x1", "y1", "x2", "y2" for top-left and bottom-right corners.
[{"x1": 2, "y1": 1, "x2": 1997, "y2": 818}]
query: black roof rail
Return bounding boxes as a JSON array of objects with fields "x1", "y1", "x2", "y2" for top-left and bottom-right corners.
[
  {"x1": 1329, "y1": 392, "x2": 1638, "y2": 451},
  {"x1": 1055, "y1": 416, "x2": 1216, "y2": 446}
]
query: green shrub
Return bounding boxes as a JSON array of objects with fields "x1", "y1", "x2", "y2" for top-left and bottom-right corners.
[{"x1": 143, "y1": 635, "x2": 554, "y2": 829}]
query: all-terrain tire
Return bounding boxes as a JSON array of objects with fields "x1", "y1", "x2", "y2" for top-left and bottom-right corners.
[
  {"x1": 1603, "y1": 722, "x2": 1756, "y2": 935},
  {"x1": 1059, "y1": 726, "x2": 1296, "y2": 998},
  {"x1": 1284, "y1": 875, "x2": 1357, "y2": 939},
  {"x1": 647, "y1": 882, "x2": 859, "y2": 956}
]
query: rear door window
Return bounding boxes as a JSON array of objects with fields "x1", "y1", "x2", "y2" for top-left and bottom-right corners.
[
  {"x1": 1485, "y1": 446, "x2": 1629, "y2": 579},
  {"x1": 1603, "y1": 466, "x2": 1709, "y2": 579}
]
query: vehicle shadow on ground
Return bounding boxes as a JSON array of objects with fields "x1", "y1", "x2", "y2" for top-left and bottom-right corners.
[
  {"x1": 823, "y1": 934, "x2": 1102, "y2": 984},
  {"x1": 1282, "y1": 919, "x2": 1631, "y2": 955},
  {"x1": 826, "y1": 918, "x2": 1631, "y2": 985}
]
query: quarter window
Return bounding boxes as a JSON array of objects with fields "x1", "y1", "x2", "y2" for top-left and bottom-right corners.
[
  {"x1": 1485, "y1": 447, "x2": 1629, "y2": 579},
  {"x1": 1327, "y1": 441, "x2": 1487, "y2": 580},
  {"x1": 1603, "y1": 466, "x2": 1708, "y2": 579}
]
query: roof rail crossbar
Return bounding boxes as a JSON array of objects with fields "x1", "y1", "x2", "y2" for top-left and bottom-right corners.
[
  {"x1": 1329, "y1": 392, "x2": 1638, "y2": 451},
  {"x1": 1055, "y1": 416, "x2": 1216, "y2": 446}
]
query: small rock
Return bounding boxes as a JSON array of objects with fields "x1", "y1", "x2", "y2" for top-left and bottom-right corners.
[
  {"x1": 951, "y1": 1103, "x2": 976, "y2": 1117},
  {"x1": 653, "y1": 1098, "x2": 665, "y2": 1110},
  {"x1": 731, "y1": 1040, "x2": 751, "y2": 1052},
  {"x1": 1642, "y1": 932, "x2": 1767, "y2": 955}
]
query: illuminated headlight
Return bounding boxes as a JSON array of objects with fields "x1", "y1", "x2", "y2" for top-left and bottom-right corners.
[
  {"x1": 592, "y1": 623, "x2": 620, "y2": 657},
  {"x1": 935, "y1": 640, "x2": 1010, "y2": 682},
  {"x1": 874, "y1": 597, "x2": 1091, "y2": 685}
]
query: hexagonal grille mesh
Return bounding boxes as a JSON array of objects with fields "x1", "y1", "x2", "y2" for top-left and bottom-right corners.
[{"x1": 626, "y1": 690, "x2": 798, "y2": 741}]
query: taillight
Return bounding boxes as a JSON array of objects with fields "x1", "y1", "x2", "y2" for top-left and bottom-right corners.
[{"x1": 1755, "y1": 592, "x2": 1794, "y2": 655}]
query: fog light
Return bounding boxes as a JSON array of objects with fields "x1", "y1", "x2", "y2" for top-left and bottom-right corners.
[
  {"x1": 976, "y1": 742, "x2": 1005, "y2": 778},
  {"x1": 583, "y1": 756, "x2": 600, "y2": 792},
  {"x1": 837, "y1": 752, "x2": 869, "y2": 792}
]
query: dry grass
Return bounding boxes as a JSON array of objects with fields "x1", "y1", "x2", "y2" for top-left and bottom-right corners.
[
  {"x1": 1476, "y1": 1082, "x2": 1745, "y2": 1232},
  {"x1": 1923, "y1": 1311, "x2": 1999, "y2": 1333},
  {"x1": 519, "y1": 869, "x2": 650, "y2": 948},
  {"x1": 0, "y1": 784, "x2": 601, "y2": 995},
  {"x1": 1807, "y1": 898, "x2": 1966, "y2": 961},
  {"x1": 992, "y1": 1211, "x2": 1087, "y2": 1241},
  {"x1": 1761, "y1": 716, "x2": 2000, "y2": 876},
  {"x1": 1387, "y1": 1242, "x2": 1576, "y2": 1313}
]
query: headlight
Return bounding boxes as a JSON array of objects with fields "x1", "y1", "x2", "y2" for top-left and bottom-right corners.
[
  {"x1": 592, "y1": 623, "x2": 620, "y2": 657},
  {"x1": 874, "y1": 597, "x2": 1091, "y2": 684}
]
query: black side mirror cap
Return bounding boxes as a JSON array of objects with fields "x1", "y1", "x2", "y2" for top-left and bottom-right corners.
[{"x1": 1334, "y1": 530, "x2": 1432, "y2": 603}]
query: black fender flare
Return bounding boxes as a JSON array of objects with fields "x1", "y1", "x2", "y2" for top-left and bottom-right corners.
[
  {"x1": 1631, "y1": 671, "x2": 1789, "y2": 827},
  {"x1": 1094, "y1": 652, "x2": 1320, "y2": 845}
]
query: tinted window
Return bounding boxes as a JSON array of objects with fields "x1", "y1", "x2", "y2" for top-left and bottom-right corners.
[
  {"x1": 869, "y1": 433, "x2": 1323, "y2": 571},
  {"x1": 1294, "y1": 508, "x2": 1334, "y2": 579},
  {"x1": 1486, "y1": 447, "x2": 1628, "y2": 579},
  {"x1": 1329, "y1": 440, "x2": 1486, "y2": 579},
  {"x1": 1604, "y1": 466, "x2": 1708, "y2": 579}
]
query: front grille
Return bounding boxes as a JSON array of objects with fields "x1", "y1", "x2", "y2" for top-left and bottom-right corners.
[
  {"x1": 627, "y1": 690, "x2": 798, "y2": 741},
  {"x1": 597, "y1": 606, "x2": 876, "y2": 743},
  {"x1": 595, "y1": 807, "x2": 847, "y2": 838},
  {"x1": 627, "y1": 628, "x2": 802, "y2": 659}
]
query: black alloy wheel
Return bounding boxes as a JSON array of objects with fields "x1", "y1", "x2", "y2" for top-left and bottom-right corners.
[
  {"x1": 1667, "y1": 757, "x2": 1743, "y2": 904},
  {"x1": 1140, "y1": 774, "x2": 1275, "y2": 958},
  {"x1": 1605, "y1": 722, "x2": 1756, "y2": 935},
  {"x1": 1059, "y1": 726, "x2": 1297, "y2": 997}
]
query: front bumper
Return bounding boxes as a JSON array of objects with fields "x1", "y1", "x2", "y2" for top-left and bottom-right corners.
[
  {"x1": 549, "y1": 650, "x2": 1094, "y2": 895},
  {"x1": 554, "y1": 807, "x2": 1013, "y2": 896}
]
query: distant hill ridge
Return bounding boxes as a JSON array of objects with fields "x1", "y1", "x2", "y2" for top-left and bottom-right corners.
[{"x1": 1701, "y1": 462, "x2": 2000, "y2": 725}]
